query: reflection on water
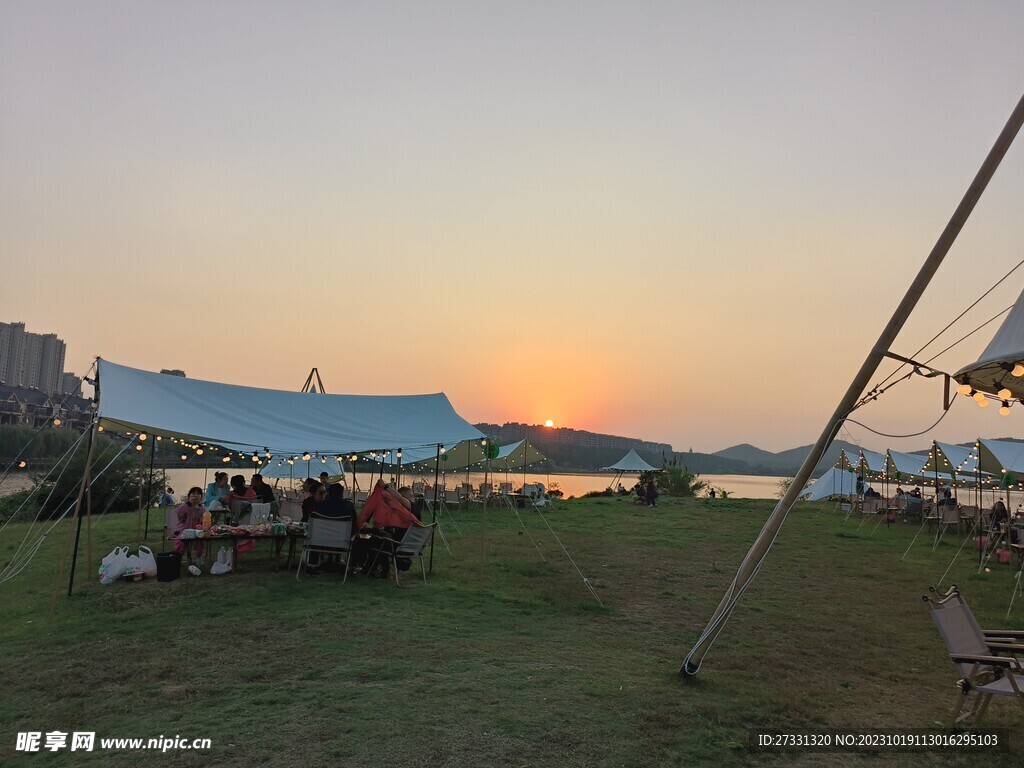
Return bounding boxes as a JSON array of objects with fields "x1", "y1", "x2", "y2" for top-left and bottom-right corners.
[{"x1": 159, "y1": 467, "x2": 792, "y2": 500}]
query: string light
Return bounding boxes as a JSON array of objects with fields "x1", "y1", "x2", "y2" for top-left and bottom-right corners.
[
  {"x1": 978, "y1": 398, "x2": 989, "y2": 409},
  {"x1": 52, "y1": 418, "x2": 62, "y2": 426},
  {"x1": 956, "y1": 382, "x2": 972, "y2": 396},
  {"x1": 222, "y1": 456, "x2": 231, "y2": 463},
  {"x1": 302, "y1": 453, "x2": 311, "y2": 461},
  {"x1": 139, "y1": 433, "x2": 147, "y2": 441},
  {"x1": 181, "y1": 454, "x2": 188, "y2": 461},
  {"x1": 1014, "y1": 364, "x2": 1024, "y2": 377},
  {"x1": 18, "y1": 460, "x2": 27, "y2": 468},
  {"x1": 1001, "y1": 402, "x2": 1012, "y2": 416},
  {"x1": 136, "y1": 444, "x2": 143, "y2": 452},
  {"x1": 998, "y1": 387, "x2": 1013, "y2": 400},
  {"x1": 97, "y1": 426, "x2": 104, "y2": 432}
]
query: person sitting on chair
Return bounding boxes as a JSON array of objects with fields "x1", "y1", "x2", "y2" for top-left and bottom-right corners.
[
  {"x1": 354, "y1": 480, "x2": 425, "y2": 576},
  {"x1": 250, "y1": 473, "x2": 276, "y2": 504},
  {"x1": 204, "y1": 471, "x2": 230, "y2": 510},
  {"x1": 173, "y1": 487, "x2": 207, "y2": 565},
  {"x1": 305, "y1": 483, "x2": 353, "y2": 571},
  {"x1": 301, "y1": 481, "x2": 326, "y2": 523},
  {"x1": 227, "y1": 474, "x2": 257, "y2": 522},
  {"x1": 991, "y1": 498, "x2": 1009, "y2": 536}
]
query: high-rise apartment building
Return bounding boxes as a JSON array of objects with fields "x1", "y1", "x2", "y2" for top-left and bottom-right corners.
[{"x1": 0, "y1": 322, "x2": 67, "y2": 394}]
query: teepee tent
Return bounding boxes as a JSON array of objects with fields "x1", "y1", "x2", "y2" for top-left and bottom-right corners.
[
  {"x1": 601, "y1": 448, "x2": 659, "y2": 491},
  {"x1": 954, "y1": 286, "x2": 1024, "y2": 401},
  {"x1": 800, "y1": 466, "x2": 858, "y2": 501}
]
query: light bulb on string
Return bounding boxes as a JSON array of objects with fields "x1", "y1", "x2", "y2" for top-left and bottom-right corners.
[
  {"x1": 956, "y1": 382, "x2": 972, "y2": 396},
  {"x1": 196, "y1": 449, "x2": 204, "y2": 456},
  {"x1": 181, "y1": 454, "x2": 188, "y2": 461},
  {"x1": 999, "y1": 387, "x2": 1013, "y2": 400},
  {"x1": 979, "y1": 398, "x2": 989, "y2": 409},
  {"x1": 1014, "y1": 364, "x2": 1024, "y2": 377},
  {"x1": 52, "y1": 418, "x2": 62, "y2": 426},
  {"x1": 973, "y1": 391, "x2": 987, "y2": 404},
  {"x1": 1001, "y1": 402, "x2": 1012, "y2": 416},
  {"x1": 222, "y1": 456, "x2": 231, "y2": 463},
  {"x1": 303, "y1": 453, "x2": 311, "y2": 461},
  {"x1": 135, "y1": 444, "x2": 143, "y2": 452}
]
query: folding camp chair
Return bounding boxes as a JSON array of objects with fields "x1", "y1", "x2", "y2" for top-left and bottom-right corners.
[
  {"x1": 368, "y1": 523, "x2": 436, "y2": 587},
  {"x1": 296, "y1": 517, "x2": 353, "y2": 582},
  {"x1": 924, "y1": 586, "x2": 1024, "y2": 726}
]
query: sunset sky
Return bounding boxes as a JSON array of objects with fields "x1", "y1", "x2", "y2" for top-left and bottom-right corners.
[{"x1": 3, "y1": 2, "x2": 1024, "y2": 454}]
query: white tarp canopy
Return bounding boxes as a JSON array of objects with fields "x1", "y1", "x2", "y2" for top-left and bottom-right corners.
[
  {"x1": 96, "y1": 359, "x2": 485, "y2": 455},
  {"x1": 492, "y1": 439, "x2": 547, "y2": 468},
  {"x1": 260, "y1": 456, "x2": 348, "y2": 480},
  {"x1": 954, "y1": 287, "x2": 1024, "y2": 399},
  {"x1": 800, "y1": 467, "x2": 859, "y2": 501},
  {"x1": 977, "y1": 439, "x2": 1024, "y2": 484},
  {"x1": 601, "y1": 448, "x2": 659, "y2": 473},
  {"x1": 859, "y1": 448, "x2": 887, "y2": 475}
]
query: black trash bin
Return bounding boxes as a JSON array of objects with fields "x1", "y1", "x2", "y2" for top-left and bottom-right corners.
[{"x1": 156, "y1": 551, "x2": 182, "y2": 582}]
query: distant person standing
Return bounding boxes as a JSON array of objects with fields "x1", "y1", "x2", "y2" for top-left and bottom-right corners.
[
  {"x1": 709, "y1": 488, "x2": 716, "y2": 499},
  {"x1": 646, "y1": 478, "x2": 659, "y2": 508},
  {"x1": 159, "y1": 487, "x2": 176, "y2": 507}
]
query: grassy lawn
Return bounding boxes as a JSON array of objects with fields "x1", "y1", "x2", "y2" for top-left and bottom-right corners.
[{"x1": 1, "y1": 496, "x2": 1022, "y2": 767}]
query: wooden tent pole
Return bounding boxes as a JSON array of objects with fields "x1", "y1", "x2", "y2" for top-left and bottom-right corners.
[
  {"x1": 62, "y1": 419, "x2": 99, "y2": 601},
  {"x1": 683, "y1": 91, "x2": 1024, "y2": 677}
]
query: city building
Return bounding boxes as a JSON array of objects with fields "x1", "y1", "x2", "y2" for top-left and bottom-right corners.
[
  {"x1": 0, "y1": 321, "x2": 67, "y2": 395},
  {"x1": 59, "y1": 372, "x2": 83, "y2": 397}
]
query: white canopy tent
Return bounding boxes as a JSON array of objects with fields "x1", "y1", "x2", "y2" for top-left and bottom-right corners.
[
  {"x1": 601, "y1": 448, "x2": 658, "y2": 472},
  {"x1": 799, "y1": 467, "x2": 859, "y2": 502},
  {"x1": 601, "y1": 448, "x2": 659, "y2": 491},
  {"x1": 96, "y1": 359, "x2": 485, "y2": 455},
  {"x1": 954, "y1": 286, "x2": 1024, "y2": 401}
]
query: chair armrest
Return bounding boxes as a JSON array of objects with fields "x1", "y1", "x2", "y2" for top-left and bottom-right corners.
[
  {"x1": 986, "y1": 642, "x2": 1024, "y2": 653},
  {"x1": 950, "y1": 653, "x2": 1020, "y2": 669},
  {"x1": 983, "y1": 629, "x2": 1024, "y2": 638}
]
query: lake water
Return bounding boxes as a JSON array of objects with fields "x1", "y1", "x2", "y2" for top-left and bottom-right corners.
[{"x1": 158, "y1": 468, "x2": 789, "y2": 501}]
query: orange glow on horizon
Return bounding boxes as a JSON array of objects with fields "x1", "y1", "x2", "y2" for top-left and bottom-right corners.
[{"x1": 544, "y1": 419, "x2": 554, "y2": 427}]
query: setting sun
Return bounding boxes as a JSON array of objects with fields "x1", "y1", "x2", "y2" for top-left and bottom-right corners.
[{"x1": 544, "y1": 419, "x2": 554, "y2": 428}]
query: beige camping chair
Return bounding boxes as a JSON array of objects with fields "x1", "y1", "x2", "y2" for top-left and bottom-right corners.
[
  {"x1": 924, "y1": 586, "x2": 1024, "y2": 726},
  {"x1": 296, "y1": 517, "x2": 353, "y2": 582},
  {"x1": 367, "y1": 523, "x2": 436, "y2": 587}
]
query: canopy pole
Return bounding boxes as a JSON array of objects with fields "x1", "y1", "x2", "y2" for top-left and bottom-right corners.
[
  {"x1": 682, "y1": 90, "x2": 1024, "y2": 677},
  {"x1": 63, "y1": 419, "x2": 99, "y2": 601},
  {"x1": 144, "y1": 437, "x2": 156, "y2": 539},
  {"x1": 430, "y1": 443, "x2": 441, "y2": 574}
]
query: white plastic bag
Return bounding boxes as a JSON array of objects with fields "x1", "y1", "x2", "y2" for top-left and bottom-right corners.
[
  {"x1": 138, "y1": 546, "x2": 158, "y2": 577},
  {"x1": 99, "y1": 546, "x2": 129, "y2": 585},
  {"x1": 124, "y1": 553, "x2": 143, "y2": 577}
]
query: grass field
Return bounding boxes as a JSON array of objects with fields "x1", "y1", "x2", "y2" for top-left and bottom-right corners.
[{"x1": 1, "y1": 496, "x2": 1022, "y2": 767}]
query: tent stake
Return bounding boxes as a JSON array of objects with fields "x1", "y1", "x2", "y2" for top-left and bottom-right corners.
[{"x1": 682, "y1": 90, "x2": 1024, "y2": 677}]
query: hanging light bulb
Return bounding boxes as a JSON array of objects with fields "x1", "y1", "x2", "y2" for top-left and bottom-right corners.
[
  {"x1": 135, "y1": 444, "x2": 143, "y2": 452},
  {"x1": 973, "y1": 391, "x2": 987, "y2": 404},
  {"x1": 1013, "y1": 363, "x2": 1024, "y2": 377},
  {"x1": 956, "y1": 382, "x2": 972, "y2": 396},
  {"x1": 397, "y1": 450, "x2": 403, "y2": 459},
  {"x1": 1000, "y1": 402, "x2": 1011, "y2": 416},
  {"x1": 978, "y1": 398, "x2": 989, "y2": 408},
  {"x1": 156, "y1": 435, "x2": 162, "y2": 441},
  {"x1": 321, "y1": 456, "x2": 327, "y2": 463},
  {"x1": 999, "y1": 387, "x2": 1013, "y2": 400},
  {"x1": 222, "y1": 455, "x2": 231, "y2": 463},
  {"x1": 139, "y1": 433, "x2": 147, "y2": 441},
  {"x1": 196, "y1": 449, "x2": 204, "y2": 456},
  {"x1": 303, "y1": 452, "x2": 311, "y2": 461},
  {"x1": 52, "y1": 417, "x2": 62, "y2": 426},
  {"x1": 97, "y1": 425, "x2": 104, "y2": 432},
  {"x1": 181, "y1": 454, "x2": 188, "y2": 461},
  {"x1": 287, "y1": 459, "x2": 294, "y2": 465}
]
